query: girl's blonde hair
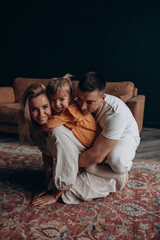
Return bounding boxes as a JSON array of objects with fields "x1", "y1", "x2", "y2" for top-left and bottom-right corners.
[
  {"x1": 46, "y1": 73, "x2": 73, "y2": 98},
  {"x1": 19, "y1": 82, "x2": 47, "y2": 145}
]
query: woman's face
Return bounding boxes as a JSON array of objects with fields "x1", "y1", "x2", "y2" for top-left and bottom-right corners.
[{"x1": 29, "y1": 94, "x2": 52, "y2": 125}]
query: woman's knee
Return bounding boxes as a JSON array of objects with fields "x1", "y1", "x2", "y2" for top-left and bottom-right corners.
[{"x1": 51, "y1": 126, "x2": 64, "y2": 137}]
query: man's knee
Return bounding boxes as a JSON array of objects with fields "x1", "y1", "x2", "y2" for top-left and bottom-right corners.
[{"x1": 108, "y1": 153, "x2": 132, "y2": 174}]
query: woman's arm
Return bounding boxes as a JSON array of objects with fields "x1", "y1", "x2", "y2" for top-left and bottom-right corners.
[{"x1": 42, "y1": 153, "x2": 53, "y2": 186}]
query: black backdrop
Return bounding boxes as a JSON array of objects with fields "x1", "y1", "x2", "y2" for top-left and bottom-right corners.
[{"x1": 1, "y1": 1, "x2": 160, "y2": 128}]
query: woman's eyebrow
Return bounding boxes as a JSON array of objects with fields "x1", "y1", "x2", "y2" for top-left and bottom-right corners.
[{"x1": 87, "y1": 100, "x2": 96, "y2": 102}]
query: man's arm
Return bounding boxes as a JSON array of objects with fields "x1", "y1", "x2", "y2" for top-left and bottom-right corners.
[{"x1": 78, "y1": 134, "x2": 118, "y2": 167}]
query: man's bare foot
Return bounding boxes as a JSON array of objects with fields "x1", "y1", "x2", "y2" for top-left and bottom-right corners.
[{"x1": 125, "y1": 172, "x2": 128, "y2": 186}]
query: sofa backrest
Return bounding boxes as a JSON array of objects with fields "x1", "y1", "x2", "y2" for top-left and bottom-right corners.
[
  {"x1": 0, "y1": 87, "x2": 15, "y2": 104},
  {"x1": 13, "y1": 78, "x2": 135, "y2": 103},
  {"x1": 13, "y1": 78, "x2": 52, "y2": 102},
  {"x1": 106, "y1": 81, "x2": 135, "y2": 102},
  {"x1": 65, "y1": 81, "x2": 135, "y2": 102}
]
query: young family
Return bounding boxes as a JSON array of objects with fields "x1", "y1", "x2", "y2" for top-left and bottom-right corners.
[{"x1": 19, "y1": 72, "x2": 140, "y2": 206}]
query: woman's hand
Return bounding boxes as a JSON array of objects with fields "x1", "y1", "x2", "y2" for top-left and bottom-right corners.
[
  {"x1": 30, "y1": 189, "x2": 64, "y2": 207},
  {"x1": 32, "y1": 190, "x2": 47, "y2": 201},
  {"x1": 31, "y1": 191, "x2": 57, "y2": 207}
]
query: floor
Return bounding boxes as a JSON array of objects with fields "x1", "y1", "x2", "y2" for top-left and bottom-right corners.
[
  {"x1": 136, "y1": 127, "x2": 160, "y2": 160},
  {"x1": 0, "y1": 127, "x2": 160, "y2": 161}
]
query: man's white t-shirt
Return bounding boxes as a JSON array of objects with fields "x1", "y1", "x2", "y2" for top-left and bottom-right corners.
[{"x1": 95, "y1": 94, "x2": 140, "y2": 140}]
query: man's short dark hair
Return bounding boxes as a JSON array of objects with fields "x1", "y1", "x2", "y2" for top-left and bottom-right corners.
[{"x1": 78, "y1": 72, "x2": 106, "y2": 94}]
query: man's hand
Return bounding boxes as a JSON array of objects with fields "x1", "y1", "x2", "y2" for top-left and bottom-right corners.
[{"x1": 79, "y1": 134, "x2": 118, "y2": 167}]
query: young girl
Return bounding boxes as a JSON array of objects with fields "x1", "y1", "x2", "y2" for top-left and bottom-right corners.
[{"x1": 44, "y1": 73, "x2": 100, "y2": 147}]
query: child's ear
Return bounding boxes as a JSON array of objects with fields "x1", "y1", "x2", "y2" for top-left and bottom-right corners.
[{"x1": 69, "y1": 96, "x2": 74, "y2": 104}]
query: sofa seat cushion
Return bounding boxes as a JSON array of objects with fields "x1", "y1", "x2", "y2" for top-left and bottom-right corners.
[
  {"x1": 0, "y1": 103, "x2": 20, "y2": 124},
  {"x1": 106, "y1": 82, "x2": 135, "y2": 102}
]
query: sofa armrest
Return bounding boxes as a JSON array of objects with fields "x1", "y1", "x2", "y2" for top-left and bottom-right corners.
[
  {"x1": 0, "y1": 87, "x2": 15, "y2": 104},
  {"x1": 119, "y1": 94, "x2": 133, "y2": 103},
  {"x1": 133, "y1": 87, "x2": 138, "y2": 97},
  {"x1": 126, "y1": 95, "x2": 145, "y2": 133}
]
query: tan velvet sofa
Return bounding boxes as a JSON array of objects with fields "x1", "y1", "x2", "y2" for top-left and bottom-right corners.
[{"x1": 0, "y1": 77, "x2": 145, "y2": 134}]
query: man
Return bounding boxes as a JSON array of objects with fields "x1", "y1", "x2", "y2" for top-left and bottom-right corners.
[{"x1": 78, "y1": 72, "x2": 140, "y2": 174}]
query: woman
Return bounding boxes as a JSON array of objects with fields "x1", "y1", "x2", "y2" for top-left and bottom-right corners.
[{"x1": 19, "y1": 82, "x2": 126, "y2": 206}]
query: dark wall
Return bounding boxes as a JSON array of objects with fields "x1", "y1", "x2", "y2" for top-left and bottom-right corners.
[{"x1": 1, "y1": 1, "x2": 160, "y2": 128}]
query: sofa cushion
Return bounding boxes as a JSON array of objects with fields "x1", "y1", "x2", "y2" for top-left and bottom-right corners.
[
  {"x1": 0, "y1": 87, "x2": 15, "y2": 104},
  {"x1": 0, "y1": 124, "x2": 18, "y2": 134},
  {"x1": 13, "y1": 79, "x2": 135, "y2": 104},
  {"x1": 106, "y1": 82, "x2": 135, "y2": 102},
  {"x1": 64, "y1": 81, "x2": 135, "y2": 102},
  {"x1": 13, "y1": 78, "x2": 52, "y2": 102},
  {"x1": 0, "y1": 103, "x2": 20, "y2": 124}
]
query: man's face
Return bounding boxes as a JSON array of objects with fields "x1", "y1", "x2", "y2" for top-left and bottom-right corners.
[{"x1": 77, "y1": 89, "x2": 105, "y2": 115}]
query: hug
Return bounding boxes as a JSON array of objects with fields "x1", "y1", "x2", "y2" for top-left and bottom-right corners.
[{"x1": 19, "y1": 72, "x2": 140, "y2": 206}]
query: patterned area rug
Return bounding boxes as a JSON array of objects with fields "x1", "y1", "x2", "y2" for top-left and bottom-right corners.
[{"x1": 0, "y1": 142, "x2": 160, "y2": 240}]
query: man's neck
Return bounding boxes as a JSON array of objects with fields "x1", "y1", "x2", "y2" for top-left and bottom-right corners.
[{"x1": 94, "y1": 102, "x2": 104, "y2": 116}]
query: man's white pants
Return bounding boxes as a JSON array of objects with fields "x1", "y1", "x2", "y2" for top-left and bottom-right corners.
[{"x1": 107, "y1": 136, "x2": 140, "y2": 173}]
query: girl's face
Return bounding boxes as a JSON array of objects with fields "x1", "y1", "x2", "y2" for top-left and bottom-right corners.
[
  {"x1": 29, "y1": 94, "x2": 52, "y2": 125},
  {"x1": 50, "y1": 90, "x2": 70, "y2": 114}
]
